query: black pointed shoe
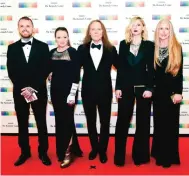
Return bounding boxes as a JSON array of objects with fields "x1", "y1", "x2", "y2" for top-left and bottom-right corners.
[
  {"x1": 39, "y1": 154, "x2": 51, "y2": 166},
  {"x1": 89, "y1": 150, "x2": 98, "y2": 160},
  {"x1": 14, "y1": 153, "x2": 31, "y2": 166},
  {"x1": 99, "y1": 153, "x2": 107, "y2": 163}
]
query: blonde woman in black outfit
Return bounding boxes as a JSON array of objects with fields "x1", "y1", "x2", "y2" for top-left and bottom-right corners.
[
  {"x1": 114, "y1": 16, "x2": 154, "y2": 167},
  {"x1": 151, "y1": 19, "x2": 183, "y2": 168},
  {"x1": 49, "y1": 27, "x2": 83, "y2": 168}
]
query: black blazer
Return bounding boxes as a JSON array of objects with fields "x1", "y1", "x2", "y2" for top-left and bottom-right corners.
[
  {"x1": 77, "y1": 42, "x2": 118, "y2": 100},
  {"x1": 116, "y1": 40, "x2": 154, "y2": 91},
  {"x1": 7, "y1": 38, "x2": 50, "y2": 94}
]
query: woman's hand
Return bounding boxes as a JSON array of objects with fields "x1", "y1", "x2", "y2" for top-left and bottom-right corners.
[
  {"x1": 172, "y1": 94, "x2": 182, "y2": 104},
  {"x1": 143, "y1": 90, "x2": 152, "y2": 98},
  {"x1": 116, "y1": 90, "x2": 122, "y2": 99}
]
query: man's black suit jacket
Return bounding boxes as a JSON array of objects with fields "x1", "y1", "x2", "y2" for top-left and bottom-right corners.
[{"x1": 7, "y1": 38, "x2": 50, "y2": 96}]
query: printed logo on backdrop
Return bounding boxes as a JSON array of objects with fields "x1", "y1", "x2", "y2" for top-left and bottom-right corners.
[
  {"x1": 45, "y1": 15, "x2": 64, "y2": 21},
  {"x1": 75, "y1": 111, "x2": 85, "y2": 116},
  {"x1": 152, "y1": 15, "x2": 171, "y2": 20},
  {"x1": 1, "y1": 111, "x2": 16, "y2": 116},
  {"x1": 18, "y1": 2, "x2": 37, "y2": 8},
  {"x1": 180, "y1": 39, "x2": 189, "y2": 46},
  {"x1": 125, "y1": 1, "x2": 145, "y2": 7},
  {"x1": 98, "y1": 1, "x2": 118, "y2": 8},
  {"x1": 0, "y1": 16, "x2": 12, "y2": 21},
  {"x1": 0, "y1": 1, "x2": 12, "y2": 8},
  {"x1": 106, "y1": 28, "x2": 118, "y2": 34},
  {"x1": 0, "y1": 51, "x2": 7, "y2": 58},
  {"x1": 183, "y1": 52, "x2": 189, "y2": 58},
  {"x1": 180, "y1": 1, "x2": 189, "y2": 6},
  {"x1": 183, "y1": 76, "x2": 189, "y2": 82},
  {"x1": 46, "y1": 40, "x2": 56, "y2": 46},
  {"x1": 0, "y1": 87, "x2": 13, "y2": 93},
  {"x1": 179, "y1": 28, "x2": 189, "y2": 33},
  {"x1": 2, "y1": 122, "x2": 18, "y2": 128},
  {"x1": 72, "y1": 39, "x2": 84, "y2": 48},
  {"x1": 44, "y1": 1, "x2": 64, "y2": 8},
  {"x1": 73, "y1": 28, "x2": 86, "y2": 34},
  {"x1": 180, "y1": 14, "x2": 189, "y2": 20},
  {"x1": 151, "y1": 1, "x2": 172, "y2": 7},
  {"x1": 0, "y1": 76, "x2": 10, "y2": 82},
  {"x1": 180, "y1": 111, "x2": 189, "y2": 117},
  {"x1": 124, "y1": 15, "x2": 145, "y2": 20},
  {"x1": 0, "y1": 65, "x2": 7, "y2": 70},
  {"x1": 99, "y1": 15, "x2": 118, "y2": 20},
  {"x1": 46, "y1": 27, "x2": 56, "y2": 34},
  {"x1": 73, "y1": 14, "x2": 92, "y2": 21},
  {"x1": 0, "y1": 40, "x2": 14, "y2": 46},
  {"x1": 0, "y1": 99, "x2": 14, "y2": 105},
  {"x1": 72, "y1": 2, "x2": 91, "y2": 8},
  {"x1": 0, "y1": 28, "x2": 14, "y2": 34}
]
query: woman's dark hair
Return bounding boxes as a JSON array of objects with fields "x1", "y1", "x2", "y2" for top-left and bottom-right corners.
[{"x1": 54, "y1": 27, "x2": 71, "y2": 46}]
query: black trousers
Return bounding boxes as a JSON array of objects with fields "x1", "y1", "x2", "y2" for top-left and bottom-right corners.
[
  {"x1": 151, "y1": 90, "x2": 180, "y2": 165},
  {"x1": 82, "y1": 95, "x2": 112, "y2": 154},
  {"x1": 114, "y1": 87, "x2": 151, "y2": 164},
  {"x1": 51, "y1": 91, "x2": 82, "y2": 160},
  {"x1": 13, "y1": 91, "x2": 48, "y2": 155}
]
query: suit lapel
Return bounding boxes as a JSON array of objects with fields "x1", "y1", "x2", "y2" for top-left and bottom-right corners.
[
  {"x1": 97, "y1": 46, "x2": 106, "y2": 71},
  {"x1": 17, "y1": 40, "x2": 28, "y2": 64},
  {"x1": 86, "y1": 43, "x2": 97, "y2": 71},
  {"x1": 28, "y1": 38, "x2": 37, "y2": 63}
]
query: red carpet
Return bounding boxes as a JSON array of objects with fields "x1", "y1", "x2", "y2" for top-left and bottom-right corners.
[{"x1": 1, "y1": 136, "x2": 189, "y2": 175}]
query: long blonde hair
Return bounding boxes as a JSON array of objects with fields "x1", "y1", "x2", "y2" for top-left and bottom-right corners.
[
  {"x1": 83, "y1": 20, "x2": 113, "y2": 49},
  {"x1": 154, "y1": 19, "x2": 182, "y2": 76},
  {"x1": 125, "y1": 16, "x2": 148, "y2": 43}
]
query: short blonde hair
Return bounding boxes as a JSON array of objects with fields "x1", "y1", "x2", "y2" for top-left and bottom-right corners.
[{"x1": 125, "y1": 16, "x2": 148, "y2": 43}]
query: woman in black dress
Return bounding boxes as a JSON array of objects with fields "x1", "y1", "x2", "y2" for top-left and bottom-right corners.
[
  {"x1": 151, "y1": 19, "x2": 183, "y2": 168},
  {"x1": 49, "y1": 27, "x2": 83, "y2": 168},
  {"x1": 114, "y1": 16, "x2": 154, "y2": 167}
]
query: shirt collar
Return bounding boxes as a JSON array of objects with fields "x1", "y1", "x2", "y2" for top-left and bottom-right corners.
[{"x1": 21, "y1": 37, "x2": 33, "y2": 44}]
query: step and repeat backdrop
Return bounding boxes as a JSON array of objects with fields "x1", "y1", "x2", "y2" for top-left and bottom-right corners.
[{"x1": 0, "y1": 0, "x2": 189, "y2": 134}]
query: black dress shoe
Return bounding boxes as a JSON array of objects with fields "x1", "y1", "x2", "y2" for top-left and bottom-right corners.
[
  {"x1": 156, "y1": 160, "x2": 162, "y2": 166},
  {"x1": 39, "y1": 154, "x2": 51, "y2": 166},
  {"x1": 99, "y1": 153, "x2": 107, "y2": 163},
  {"x1": 14, "y1": 153, "x2": 31, "y2": 166},
  {"x1": 114, "y1": 161, "x2": 124, "y2": 167},
  {"x1": 162, "y1": 163, "x2": 171, "y2": 168},
  {"x1": 89, "y1": 150, "x2": 98, "y2": 160}
]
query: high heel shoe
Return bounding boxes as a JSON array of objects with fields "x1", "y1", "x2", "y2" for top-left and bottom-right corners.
[
  {"x1": 60, "y1": 147, "x2": 74, "y2": 168},
  {"x1": 60, "y1": 152, "x2": 74, "y2": 168}
]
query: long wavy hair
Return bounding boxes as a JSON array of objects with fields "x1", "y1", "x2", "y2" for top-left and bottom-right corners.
[
  {"x1": 83, "y1": 20, "x2": 113, "y2": 49},
  {"x1": 154, "y1": 19, "x2": 182, "y2": 76},
  {"x1": 125, "y1": 16, "x2": 148, "y2": 43}
]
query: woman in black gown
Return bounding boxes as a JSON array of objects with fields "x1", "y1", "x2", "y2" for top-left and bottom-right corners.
[
  {"x1": 49, "y1": 27, "x2": 83, "y2": 168},
  {"x1": 151, "y1": 19, "x2": 183, "y2": 168}
]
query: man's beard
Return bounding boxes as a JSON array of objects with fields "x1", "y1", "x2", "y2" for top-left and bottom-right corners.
[{"x1": 19, "y1": 32, "x2": 32, "y2": 39}]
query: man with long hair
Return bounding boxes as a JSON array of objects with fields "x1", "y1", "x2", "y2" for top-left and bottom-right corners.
[{"x1": 77, "y1": 20, "x2": 118, "y2": 163}]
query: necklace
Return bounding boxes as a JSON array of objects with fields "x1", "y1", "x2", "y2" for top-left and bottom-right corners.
[
  {"x1": 159, "y1": 47, "x2": 168, "y2": 63},
  {"x1": 130, "y1": 42, "x2": 141, "y2": 56}
]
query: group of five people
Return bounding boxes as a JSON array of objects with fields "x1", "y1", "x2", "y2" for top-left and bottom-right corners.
[{"x1": 7, "y1": 16, "x2": 183, "y2": 169}]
